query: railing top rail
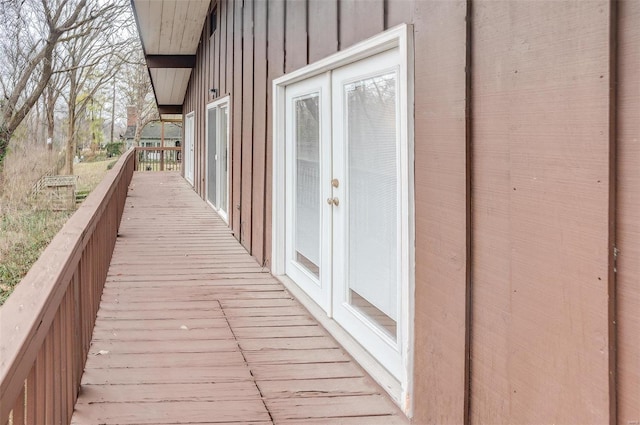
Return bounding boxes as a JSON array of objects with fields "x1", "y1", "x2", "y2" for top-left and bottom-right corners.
[
  {"x1": 135, "y1": 146, "x2": 181, "y2": 151},
  {"x1": 0, "y1": 148, "x2": 135, "y2": 418}
]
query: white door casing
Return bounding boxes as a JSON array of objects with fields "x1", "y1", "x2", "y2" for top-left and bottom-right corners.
[
  {"x1": 185, "y1": 112, "x2": 195, "y2": 185},
  {"x1": 206, "y1": 97, "x2": 231, "y2": 222}
]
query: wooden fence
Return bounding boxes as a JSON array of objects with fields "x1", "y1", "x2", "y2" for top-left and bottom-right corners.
[
  {"x1": 134, "y1": 146, "x2": 181, "y2": 172},
  {"x1": 0, "y1": 148, "x2": 135, "y2": 425}
]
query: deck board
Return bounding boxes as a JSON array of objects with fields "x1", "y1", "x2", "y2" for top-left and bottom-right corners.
[{"x1": 71, "y1": 172, "x2": 407, "y2": 425}]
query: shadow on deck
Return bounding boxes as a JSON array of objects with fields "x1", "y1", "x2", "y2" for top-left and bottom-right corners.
[{"x1": 70, "y1": 172, "x2": 407, "y2": 424}]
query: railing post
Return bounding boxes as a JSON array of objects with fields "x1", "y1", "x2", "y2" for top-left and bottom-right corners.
[{"x1": 160, "y1": 122, "x2": 165, "y2": 171}]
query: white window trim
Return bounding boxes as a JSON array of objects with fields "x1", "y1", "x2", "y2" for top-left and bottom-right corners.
[
  {"x1": 271, "y1": 23, "x2": 415, "y2": 416},
  {"x1": 205, "y1": 96, "x2": 231, "y2": 224}
]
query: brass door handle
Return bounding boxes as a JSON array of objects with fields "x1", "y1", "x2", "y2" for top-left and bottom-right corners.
[{"x1": 326, "y1": 197, "x2": 339, "y2": 206}]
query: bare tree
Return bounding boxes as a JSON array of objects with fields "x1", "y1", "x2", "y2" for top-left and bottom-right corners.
[
  {"x1": 0, "y1": 0, "x2": 102, "y2": 167},
  {"x1": 57, "y1": 0, "x2": 135, "y2": 173},
  {"x1": 119, "y1": 51, "x2": 158, "y2": 147},
  {"x1": 43, "y1": 69, "x2": 66, "y2": 153}
]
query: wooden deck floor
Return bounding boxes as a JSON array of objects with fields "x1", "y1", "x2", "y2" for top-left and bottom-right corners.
[{"x1": 71, "y1": 172, "x2": 408, "y2": 425}]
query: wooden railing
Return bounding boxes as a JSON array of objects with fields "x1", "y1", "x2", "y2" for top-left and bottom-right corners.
[
  {"x1": 134, "y1": 146, "x2": 181, "y2": 172},
  {"x1": 0, "y1": 148, "x2": 135, "y2": 425}
]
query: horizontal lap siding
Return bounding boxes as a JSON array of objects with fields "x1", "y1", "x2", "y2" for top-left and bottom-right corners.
[
  {"x1": 471, "y1": 1, "x2": 612, "y2": 423},
  {"x1": 617, "y1": 0, "x2": 640, "y2": 422}
]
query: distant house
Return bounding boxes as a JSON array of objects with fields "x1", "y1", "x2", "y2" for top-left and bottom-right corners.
[{"x1": 123, "y1": 120, "x2": 182, "y2": 150}]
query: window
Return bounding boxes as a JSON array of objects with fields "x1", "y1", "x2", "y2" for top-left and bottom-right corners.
[{"x1": 209, "y1": 6, "x2": 217, "y2": 37}]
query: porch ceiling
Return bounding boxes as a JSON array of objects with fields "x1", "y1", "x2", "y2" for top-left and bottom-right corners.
[{"x1": 131, "y1": 0, "x2": 211, "y2": 120}]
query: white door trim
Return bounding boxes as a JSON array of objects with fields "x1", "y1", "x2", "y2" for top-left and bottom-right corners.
[
  {"x1": 205, "y1": 96, "x2": 231, "y2": 223},
  {"x1": 271, "y1": 24, "x2": 415, "y2": 415},
  {"x1": 184, "y1": 111, "x2": 195, "y2": 186}
]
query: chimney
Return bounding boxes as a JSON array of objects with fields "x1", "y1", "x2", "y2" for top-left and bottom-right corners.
[{"x1": 127, "y1": 106, "x2": 137, "y2": 127}]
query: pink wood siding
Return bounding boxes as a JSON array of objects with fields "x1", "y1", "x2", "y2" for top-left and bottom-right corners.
[
  {"x1": 180, "y1": 1, "x2": 640, "y2": 423},
  {"x1": 617, "y1": 0, "x2": 640, "y2": 422},
  {"x1": 471, "y1": 1, "x2": 612, "y2": 423},
  {"x1": 411, "y1": 1, "x2": 469, "y2": 423}
]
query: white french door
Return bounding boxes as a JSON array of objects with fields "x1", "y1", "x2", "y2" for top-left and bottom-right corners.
[
  {"x1": 331, "y1": 49, "x2": 404, "y2": 379},
  {"x1": 285, "y1": 74, "x2": 332, "y2": 312},
  {"x1": 284, "y1": 48, "x2": 406, "y2": 381},
  {"x1": 184, "y1": 112, "x2": 195, "y2": 185},
  {"x1": 206, "y1": 97, "x2": 230, "y2": 221}
]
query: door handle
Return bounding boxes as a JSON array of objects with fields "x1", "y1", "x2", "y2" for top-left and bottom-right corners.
[{"x1": 326, "y1": 197, "x2": 339, "y2": 206}]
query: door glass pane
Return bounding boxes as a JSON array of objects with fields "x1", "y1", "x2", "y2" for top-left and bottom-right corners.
[
  {"x1": 219, "y1": 106, "x2": 228, "y2": 214},
  {"x1": 294, "y1": 94, "x2": 321, "y2": 278},
  {"x1": 345, "y1": 73, "x2": 397, "y2": 339},
  {"x1": 206, "y1": 108, "x2": 217, "y2": 206}
]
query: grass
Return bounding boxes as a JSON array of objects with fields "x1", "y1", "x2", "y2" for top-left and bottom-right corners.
[
  {"x1": 75, "y1": 158, "x2": 117, "y2": 193},
  {"x1": 0, "y1": 151, "x2": 118, "y2": 305},
  {"x1": 0, "y1": 210, "x2": 71, "y2": 304}
]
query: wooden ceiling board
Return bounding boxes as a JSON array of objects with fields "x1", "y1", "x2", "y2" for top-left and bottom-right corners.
[
  {"x1": 176, "y1": 0, "x2": 211, "y2": 54},
  {"x1": 158, "y1": 1, "x2": 177, "y2": 55},
  {"x1": 151, "y1": 68, "x2": 190, "y2": 105},
  {"x1": 138, "y1": 0, "x2": 162, "y2": 54},
  {"x1": 168, "y1": 0, "x2": 191, "y2": 52},
  {"x1": 170, "y1": 69, "x2": 192, "y2": 104},
  {"x1": 134, "y1": 0, "x2": 210, "y2": 55}
]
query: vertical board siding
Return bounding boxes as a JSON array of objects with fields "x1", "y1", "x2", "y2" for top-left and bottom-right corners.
[
  {"x1": 214, "y1": 5, "x2": 221, "y2": 98},
  {"x1": 241, "y1": 0, "x2": 255, "y2": 250},
  {"x1": 284, "y1": 0, "x2": 307, "y2": 73},
  {"x1": 176, "y1": 2, "x2": 635, "y2": 423},
  {"x1": 264, "y1": 0, "x2": 286, "y2": 269},
  {"x1": 338, "y1": 0, "x2": 384, "y2": 50},
  {"x1": 219, "y1": 0, "x2": 228, "y2": 95},
  {"x1": 411, "y1": 1, "x2": 468, "y2": 423},
  {"x1": 471, "y1": 1, "x2": 612, "y2": 424},
  {"x1": 385, "y1": 0, "x2": 414, "y2": 28},
  {"x1": 469, "y1": 4, "x2": 511, "y2": 422},
  {"x1": 196, "y1": 34, "x2": 204, "y2": 195},
  {"x1": 617, "y1": 0, "x2": 640, "y2": 422},
  {"x1": 232, "y1": 0, "x2": 243, "y2": 238},
  {"x1": 251, "y1": 0, "x2": 268, "y2": 265},
  {"x1": 308, "y1": 0, "x2": 338, "y2": 63}
]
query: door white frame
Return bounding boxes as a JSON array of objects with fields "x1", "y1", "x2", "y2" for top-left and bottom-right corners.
[
  {"x1": 184, "y1": 111, "x2": 195, "y2": 185},
  {"x1": 271, "y1": 24, "x2": 414, "y2": 414},
  {"x1": 205, "y1": 96, "x2": 231, "y2": 223},
  {"x1": 284, "y1": 74, "x2": 332, "y2": 314}
]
